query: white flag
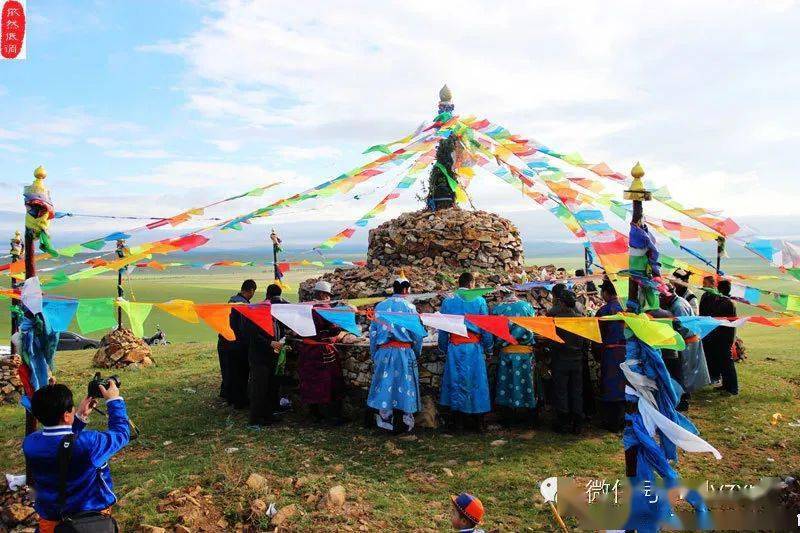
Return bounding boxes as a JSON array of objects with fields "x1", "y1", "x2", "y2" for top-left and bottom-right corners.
[
  {"x1": 21, "y1": 276, "x2": 43, "y2": 315},
  {"x1": 271, "y1": 304, "x2": 316, "y2": 337},
  {"x1": 420, "y1": 312, "x2": 467, "y2": 337}
]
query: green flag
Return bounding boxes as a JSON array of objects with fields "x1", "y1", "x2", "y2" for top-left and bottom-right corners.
[
  {"x1": 76, "y1": 298, "x2": 116, "y2": 333},
  {"x1": 363, "y1": 144, "x2": 391, "y2": 155},
  {"x1": 118, "y1": 300, "x2": 153, "y2": 337},
  {"x1": 81, "y1": 239, "x2": 106, "y2": 251},
  {"x1": 42, "y1": 271, "x2": 69, "y2": 290},
  {"x1": 456, "y1": 287, "x2": 494, "y2": 301}
]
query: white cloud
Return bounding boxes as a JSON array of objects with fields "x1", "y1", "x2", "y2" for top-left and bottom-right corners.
[
  {"x1": 208, "y1": 139, "x2": 241, "y2": 152},
  {"x1": 275, "y1": 145, "x2": 342, "y2": 162},
  {"x1": 106, "y1": 148, "x2": 172, "y2": 159}
]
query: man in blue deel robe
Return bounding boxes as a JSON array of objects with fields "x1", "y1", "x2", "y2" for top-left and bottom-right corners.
[
  {"x1": 367, "y1": 274, "x2": 425, "y2": 434},
  {"x1": 439, "y1": 272, "x2": 493, "y2": 432}
]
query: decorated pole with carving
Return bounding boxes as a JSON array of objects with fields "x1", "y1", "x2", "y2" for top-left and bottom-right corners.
[
  {"x1": 115, "y1": 239, "x2": 128, "y2": 329},
  {"x1": 9, "y1": 231, "x2": 22, "y2": 355},
  {"x1": 21, "y1": 165, "x2": 56, "y2": 476},
  {"x1": 271, "y1": 228, "x2": 283, "y2": 282},
  {"x1": 426, "y1": 85, "x2": 457, "y2": 211}
]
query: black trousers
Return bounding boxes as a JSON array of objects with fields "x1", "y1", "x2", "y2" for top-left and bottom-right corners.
[
  {"x1": 228, "y1": 349, "x2": 250, "y2": 409},
  {"x1": 601, "y1": 400, "x2": 625, "y2": 432},
  {"x1": 249, "y1": 356, "x2": 280, "y2": 424},
  {"x1": 703, "y1": 339, "x2": 720, "y2": 382},
  {"x1": 719, "y1": 352, "x2": 739, "y2": 394},
  {"x1": 217, "y1": 337, "x2": 232, "y2": 400},
  {"x1": 552, "y1": 359, "x2": 583, "y2": 419}
]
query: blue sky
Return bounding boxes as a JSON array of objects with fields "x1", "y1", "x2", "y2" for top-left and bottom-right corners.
[{"x1": 2, "y1": 0, "x2": 799, "y2": 252}]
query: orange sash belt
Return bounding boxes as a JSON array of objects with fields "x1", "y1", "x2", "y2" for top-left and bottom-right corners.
[
  {"x1": 380, "y1": 340, "x2": 413, "y2": 349},
  {"x1": 450, "y1": 331, "x2": 481, "y2": 345}
]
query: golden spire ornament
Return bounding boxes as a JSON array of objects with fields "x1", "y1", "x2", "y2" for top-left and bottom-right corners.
[{"x1": 624, "y1": 161, "x2": 652, "y2": 201}]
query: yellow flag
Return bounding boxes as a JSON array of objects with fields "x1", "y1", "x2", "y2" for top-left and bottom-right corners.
[
  {"x1": 510, "y1": 317, "x2": 563, "y2": 343},
  {"x1": 156, "y1": 299, "x2": 200, "y2": 323},
  {"x1": 553, "y1": 317, "x2": 602, "y2": 343}
]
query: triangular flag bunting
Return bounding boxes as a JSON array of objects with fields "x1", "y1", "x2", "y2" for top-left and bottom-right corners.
[
  {"x1": 376, "y1": 311, "x2": 427, "y2": 338},
  {"x1": 420, "y1": 313, "x2": 467, "y2": 337},
  {"x1": 510, "y1": 316, "x2": 563, "y2": 343},
  {"x1": 316, "y1": 308, "x2": 361, "y2": 336},
  {"x1": 553, "y1": 317, "x2": 602, "y2": 343},
  {"x1": 237, "y1": 304, "x2": 275, "y2": 337},
  {"x1": 156, "y1": 299, "x2": 200, "y2": 323},
  {"x1": 42, "y1": 299, "x2": 79, "y2": 333},
  {"x1": 117, "y1": 299, "x2": 154, "y2": 338},
  {"x1": 465, "y1": 314, "x2": 516, "y2": 344},
  {"x1": 76, "y1": 298, "x2": 117, "y2": 333},
  {"x1": 195, "y1": 304, "x2": 235, "y2": 341},
  {"x1": 271, "y1": 304, "x2": 316, "y2": 337}
]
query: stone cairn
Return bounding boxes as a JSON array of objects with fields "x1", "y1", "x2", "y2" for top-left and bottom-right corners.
[
  {"x1": 299, "y1": 208, "x2": 529, "y2": 425},
  {"x1": 300, "y1": 208, "x2": 527, "y2": 301},
  {"x1": 0, "y1": 355, "x2": 24, "y2": 404},
  {"x1": 92, "y1": 328, "x2": 154, "y2": 369}
]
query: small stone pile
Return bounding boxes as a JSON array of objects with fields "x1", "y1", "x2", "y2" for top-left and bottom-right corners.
[
  {"x1": 0, "y1": 355, "x2": 24, "y2": 404},
  {"x1": 0, "y1": 483, "x2": 37, "y2": 531},
  {"x1": 92, "y1": 328, "x2": 154, "y2": 369}
]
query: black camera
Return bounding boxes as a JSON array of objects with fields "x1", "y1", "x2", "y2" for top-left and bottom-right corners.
[{"x1": 87, "y1": 372, "x2": 121, "y2": 399}]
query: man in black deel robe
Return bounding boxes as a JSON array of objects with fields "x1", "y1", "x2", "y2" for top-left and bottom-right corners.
[
  {"x1": 219, "y1": 279, "x2": 256, "y2": 408},
  {"x1": 246, "y1": 284, "x2": 287, "y2": 426}
]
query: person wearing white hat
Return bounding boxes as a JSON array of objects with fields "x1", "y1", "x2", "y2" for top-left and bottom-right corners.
[
  {"x1": 296, "y1": 279, "x2": 348, "y2": 424},
  {"x1": 367, "y1": 273, "x2": 425, "y2": 434}
]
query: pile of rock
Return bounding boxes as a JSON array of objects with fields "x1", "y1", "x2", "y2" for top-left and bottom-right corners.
[
  {"x1": 299, "y1": 263, "x2": 525, "y2": 303},
  {"x1": 0, "y1": 355, "x2": 24, "y2": 404},
  {"x1": 92, "y1": 328, "x2": 154, "y2": 369},
  {"x1": 0, "y1": 483, "x2": 37, "y2": 530},
  {"x1": 368, "y1": 207, "x2": 524, "y2": 271}
]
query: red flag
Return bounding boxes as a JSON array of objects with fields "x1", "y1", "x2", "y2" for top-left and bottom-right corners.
[
  {"x1": 465, "y1": 314, "x2": 517, "y2": 344},
  {"x1": 17, "y1": 363, "x2": 34, "y2": 398},
  {"x1": 169, "y1": 234, "x2": 210, "y2": 252},
  {"x1": 236, "y1": 304, "x2": 275, "y2": 337}
]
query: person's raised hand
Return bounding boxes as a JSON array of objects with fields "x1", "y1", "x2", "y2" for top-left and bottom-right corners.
[
  {"x1": 77, "y1": 396, "x2": 97, "y2": 418},
  {"x1": 98, "y1": 379, "x2": 120, "y2": 401}
]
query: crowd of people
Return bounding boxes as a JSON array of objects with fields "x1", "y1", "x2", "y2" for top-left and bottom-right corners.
[
  {"x1": 217, "y1": 268, "x2": 741, "y2": 436},
  {"x1": 18, "y1": 271, "x2": 741, "y2": 532}
]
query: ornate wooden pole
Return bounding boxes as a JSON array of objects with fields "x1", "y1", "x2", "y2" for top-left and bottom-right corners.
[
  {"x1": 622, "y1": 161, "x2": 651, "y2": 477},
  {"x1": 22, "y1": 165, "x2": 55, "y2": 458},
  {"x1": 9, "y1": 231, "x2": 23, "y2": 355},
  {"x1": 270, "y1": 229, "x2": 282, "y2": 282},
  {"x1": 715, "y1": 236, "x2": 725, "y2": 276},
  {"x1": 426, "y1": 85, "x2": 457, "y2": 211},
  {"x1": 115, "y1": 239, "x2": 127, "y2": 329}
]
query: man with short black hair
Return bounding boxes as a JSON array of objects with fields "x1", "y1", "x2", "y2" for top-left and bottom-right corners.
[
  {"x1": 702, "y1": 279, "x2": 739, "y2": 394},
  {"x1": 245, "y1": 283, "x2": 286, "y2": 427},
  {"x1": 546, "y1": 289, "x2": 588, "y2": 434},
  {"x1": 593, "y1": 280, "x2": 626, "y2": 431},
  {"x1": 219, "y1": 279, "x2": 257, "y2": 408},
  {"x1": 24, "y1": 381, "x2": 129, "y2": 531}
]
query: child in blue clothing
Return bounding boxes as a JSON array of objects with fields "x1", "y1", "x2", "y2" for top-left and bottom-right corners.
[{"x1": 23, "y1": 380, "x2": 130, "y2": 532}]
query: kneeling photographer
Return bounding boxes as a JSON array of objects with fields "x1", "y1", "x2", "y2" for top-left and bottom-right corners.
[{"x1": 23, "y1": 376, "x2": 130, "y2": 533}]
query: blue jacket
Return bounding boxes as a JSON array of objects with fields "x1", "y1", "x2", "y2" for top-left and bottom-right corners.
[{"x1": 23, "y1": 398, "x2": 130, "y2": 520}]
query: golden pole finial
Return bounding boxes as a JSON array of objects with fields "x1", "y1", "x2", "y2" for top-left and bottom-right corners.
[
  {"x1": 624, "y1": 161, "x2": 651, "y2": 201},
  {"x1": 439, "y1": 84, "x2": 452, "y2": 102}
]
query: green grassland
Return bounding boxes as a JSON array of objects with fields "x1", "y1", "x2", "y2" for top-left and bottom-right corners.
[{"x1": 0, "y1": 259, "x2": 798, "y2": 530}]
